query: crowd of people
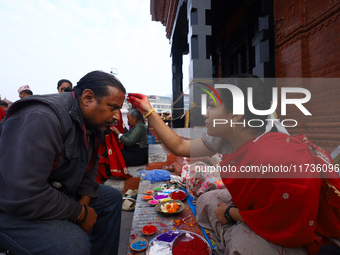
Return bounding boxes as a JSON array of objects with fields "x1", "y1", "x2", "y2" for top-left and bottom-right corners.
[{"x1": 0, "y1": 71, "x2": 339, "y2": 255}]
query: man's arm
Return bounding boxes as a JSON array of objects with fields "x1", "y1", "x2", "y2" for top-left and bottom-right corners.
[{"x1": 0, "y1": 103, "x2": 82, "y2": 221}]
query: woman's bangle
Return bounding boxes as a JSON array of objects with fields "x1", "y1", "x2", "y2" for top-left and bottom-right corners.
[
  {"x1": 76, "y1": 204, "x2": 88, "y2": 226},
  {"x1": 145, "y1": 108, "x2": 155, "y2": 118},
  {"x1": 116, "y1": 131, "x2": 120, "y2": 135}
]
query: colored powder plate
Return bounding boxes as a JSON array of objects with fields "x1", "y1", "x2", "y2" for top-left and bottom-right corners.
[
  {"x1": 156, "y1": 231, "x2": 181, "y2": 242},
  {"x1": 154, "y1": 187, "x2": 162, "y2": 191},
  {"x1": 142, "y1": 195, "x2": 153, "y2": 200},
  {"x1": 148, "y1": 200, "x2": 159, "y2": 206},
  {"x1": 142, "y1": 224, "x2": 157, "y2": 235},
  {"x1": 130, "y1": 238, "x2": 148, "y2": 252},
  {"x1": 172, "y1": 235, "x2": 209, "y2": 255},
  {"x1": 160, "y1": 197, "x2": 172, "y2": 202},
  {"x1": 153, "y1": 193, "x2": 169, "y2": 200},
  {"x1": 144, "y1": 190, "x2": 154, "y2": 195},
  {"x1": 170, "y1": 191, "x2": 187, "y2": 201}
]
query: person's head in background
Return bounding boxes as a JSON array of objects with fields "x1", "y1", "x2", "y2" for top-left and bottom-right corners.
[
  {"x1": 18, "y1": 85, "x2": 33, "y2": 99},
  {"x1": 127, "y1": 109, "x2": 144, "y2": 128},
  {"x1": 0, "y1": 100, "x2": 9, "y2": 112},
  {"x1": 57, "y1": 79, "x2": 73, "y2": 93}
]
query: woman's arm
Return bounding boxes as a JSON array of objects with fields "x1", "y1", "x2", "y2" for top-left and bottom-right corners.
[
  {"x1": 128, "y1": 93, "x2": 215, "y2": 157},
  {"x1": 147, "y1": 110, "x2": 215, "y2": 156},
  {"x1": 215, "y1": 202, "x2": 244, "y2": 225}
]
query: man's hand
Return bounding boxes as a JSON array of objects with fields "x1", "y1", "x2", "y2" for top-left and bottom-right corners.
[
  {"x1": 78, "y1": 195, "x2": 91, "y2": 206},
  {"x1": 127, "y1": 93, "x2": 152, "y2": 115},
  {"x1": 80, "y1": 206, "x2": 97, "y2": 232},
  {"x1": 215, "y1": 202, "x2": 229, "y2": 226},
  {"x1": 76, "y1": 204, "x2": 97, "y2": 232},
  {"x1": 110, "y1": 126, "x2": 119, "y2": 135}
]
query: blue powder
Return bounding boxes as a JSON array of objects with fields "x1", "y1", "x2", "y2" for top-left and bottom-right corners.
[{"x1": 132, "y1": 240, "x2": 147, "y2": 250}]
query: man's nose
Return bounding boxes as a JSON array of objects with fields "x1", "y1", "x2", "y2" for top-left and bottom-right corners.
[{"x1": 113, "y1": 110, "x2": 121, "y2": 121}]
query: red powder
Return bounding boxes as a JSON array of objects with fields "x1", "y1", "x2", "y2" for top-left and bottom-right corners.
[
  {"x1": 159, "y1": 223, "x2": 167, "y2": 227},
  {"x1": 130, "y1": 234, "x2": 136, "y2": 240},
  {"x1": 142, "y1": 195, "x2": 153, "y2": 200},
  {"x1": 142, "y1": 224, "x2": 157, "y2": 234},
  {"x1": 170, "y1": 191, "x2": 187, "y2": 200},
  {"x1": 172, "y1": 235, "x2": 209, "y2": 255}
]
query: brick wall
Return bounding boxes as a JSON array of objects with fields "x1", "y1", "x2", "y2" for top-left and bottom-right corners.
[
  {"x1": 274, "y1": 0, "x2": 340, "y2": 78},
  {"x1": 274, "y1": 0, "x2": 340, "y2": 152}
]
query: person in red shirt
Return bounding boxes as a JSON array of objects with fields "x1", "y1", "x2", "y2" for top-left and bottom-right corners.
[{"x1": 0, "y1": 107, "x2": 5, "y2": 121}]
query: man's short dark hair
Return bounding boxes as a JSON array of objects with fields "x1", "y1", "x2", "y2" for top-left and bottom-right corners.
[
  {"x1": 21, "y1": 90, "x2": 33, "y2": 96},
  {"x1": 57, "y1": 79, "x2": 73, "y2": 89},
  {"x1": 74, "y1": 71, "x2": 126, "y2": 101}
]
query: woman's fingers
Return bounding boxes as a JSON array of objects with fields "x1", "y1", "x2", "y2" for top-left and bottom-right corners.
[
  {"x1": 127, "y1": 96, "x2": 141, "y2": 108},
  {"x1": 127, "y1": 93, "x2": 152, "y2": 114},
  {"x1": 128, "y1": 93, "x2": 145, "y2": 99}
]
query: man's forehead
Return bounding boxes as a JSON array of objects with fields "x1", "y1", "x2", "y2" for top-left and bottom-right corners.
[{"x1": 105, "y1": 88, "x2": 125, "y2": 105}]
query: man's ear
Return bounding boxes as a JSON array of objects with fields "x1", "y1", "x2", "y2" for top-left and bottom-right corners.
[{"x1": 81, "y1": 89, "x2": 95, "y2": 106}]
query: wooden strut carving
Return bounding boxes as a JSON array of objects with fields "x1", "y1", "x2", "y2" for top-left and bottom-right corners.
[{"x1": 151, "y1": 0, "x2": 180, "y2": 39}]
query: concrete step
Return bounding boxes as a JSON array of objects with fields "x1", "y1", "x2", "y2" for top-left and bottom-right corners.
[{"x1": 104, "y1": 165, "x2": 146, "y2": 193}]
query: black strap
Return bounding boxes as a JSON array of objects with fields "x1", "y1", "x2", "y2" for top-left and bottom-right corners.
[{"x1": 224, "y1": 205, "x2": 237, "y2": 225}]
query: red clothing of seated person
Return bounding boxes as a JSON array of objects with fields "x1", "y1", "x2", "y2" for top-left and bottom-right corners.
[
  {"x1": 0, "y1": 107, "x2": 6, "y2": 122},
  {"x1": 220, "y1": 132, "x2": 340, "y2": 254}
]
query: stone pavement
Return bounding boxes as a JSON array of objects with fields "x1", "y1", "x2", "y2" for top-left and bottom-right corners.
[
  {"x1": 104, "y1": 128, "x2": 206, "y2": 254},
  {"x1": 119, "y1": 210, "x2": 134, "y2": 254},
  {"x1": 104, "y1": 164, "x2": 146, "y2": 193}
]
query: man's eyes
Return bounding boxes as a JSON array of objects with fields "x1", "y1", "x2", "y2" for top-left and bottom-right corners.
[{"x1": 111, "y1": 106, "x2": 120, "y2": 111}]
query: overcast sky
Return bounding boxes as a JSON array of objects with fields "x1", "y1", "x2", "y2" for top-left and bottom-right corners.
[{"x1": 0, "y1": 0, "x2": 189, "y2": 102}]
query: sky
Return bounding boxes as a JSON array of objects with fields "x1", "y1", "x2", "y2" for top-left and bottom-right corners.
[{"x1": 0, "y1": 0, "x2": 189, "y2": 102}]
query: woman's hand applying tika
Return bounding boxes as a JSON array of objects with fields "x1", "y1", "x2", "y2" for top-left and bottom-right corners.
[{"x1": 126, "y1": 93, "x2": 152, "y2": 115}]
